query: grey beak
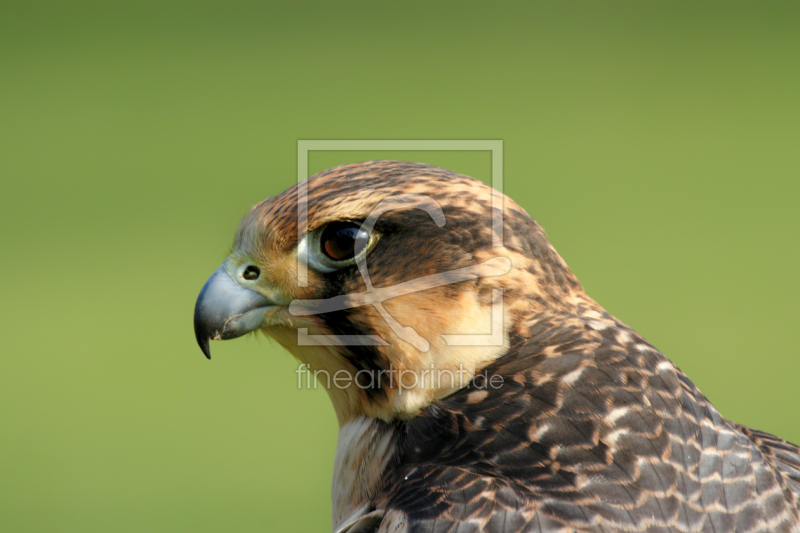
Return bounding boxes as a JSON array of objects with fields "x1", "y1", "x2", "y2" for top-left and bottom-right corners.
[{"x1": 193, "y1": 265, "x2": 274, "y2": 359}]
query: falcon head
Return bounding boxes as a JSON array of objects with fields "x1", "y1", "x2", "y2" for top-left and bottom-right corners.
[{"x1": 194, "y1": 161, "x2": 586, "y2": 424}]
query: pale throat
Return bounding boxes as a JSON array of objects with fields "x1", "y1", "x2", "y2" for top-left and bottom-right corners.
[{"x1": 268, "y1": 287, "x2": 511, "y2": 425}]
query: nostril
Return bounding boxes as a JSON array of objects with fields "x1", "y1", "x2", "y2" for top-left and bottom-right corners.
[{"x1": 242, "y1": 265, "x2": 260, "y2": 281}]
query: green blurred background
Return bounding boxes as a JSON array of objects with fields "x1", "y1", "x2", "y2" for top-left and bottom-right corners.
[{"x1": 1, "y1": 2, "x2": 798, "y2": 531}]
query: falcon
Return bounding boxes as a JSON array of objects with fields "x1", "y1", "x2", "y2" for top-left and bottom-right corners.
[{"x1": 193, "y1": 161, "x2": 800, "y2": 532}]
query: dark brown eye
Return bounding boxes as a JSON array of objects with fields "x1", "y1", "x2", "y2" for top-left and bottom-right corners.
[{"x1": 320, "y1": 222, "x2": 369, "y2": 262}]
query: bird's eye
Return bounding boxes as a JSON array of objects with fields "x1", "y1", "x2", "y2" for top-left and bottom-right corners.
[
  {"x1": 300, "y1": 221, "x2": 377, "y2": 273},
  {"x1": 320, "y1": 222, "x2": 369, "y2": 262}
]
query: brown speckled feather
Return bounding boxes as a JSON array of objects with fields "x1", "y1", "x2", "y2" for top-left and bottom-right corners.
[
  {"x1": 374, "y1": 313, "x2": 800, "y2": 532},
  {"x1": 205, "y1": 161, "x2": 800, "y2": 533}
]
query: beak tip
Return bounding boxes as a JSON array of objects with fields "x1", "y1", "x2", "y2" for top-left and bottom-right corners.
[
  {"x1": 195, "y1": 308, "x2": 212, "y2": 360},
  {"x1": 197, "y1": 333, "x2": 212, "y2": 360}
]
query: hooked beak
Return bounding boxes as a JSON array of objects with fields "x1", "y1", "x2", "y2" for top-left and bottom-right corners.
[{"x1": 193, "y1": 264, "x2": 276, "y2": 359}]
